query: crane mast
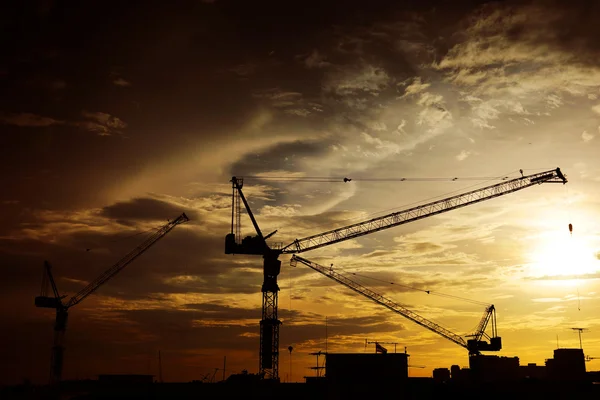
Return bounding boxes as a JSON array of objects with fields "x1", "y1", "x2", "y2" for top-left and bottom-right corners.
[
  {"x1": 35, "y1": 213, "x2": 189, "y2": 384},
  {"x1": 290, "y1": 255, "x2": 499, "y2": 355},
  {"x1": 226, "y1": 177, "x2": 281, "y2": 380},
  {"x1": 225, "y1": 168, "x2": 566, "y2": 379}
]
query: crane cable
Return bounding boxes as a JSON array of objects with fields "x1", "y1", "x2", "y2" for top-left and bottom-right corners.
[
  {"x1": 313, "y1": 262, "x2": 492, "y2": 336},
  {"x1": 342, "y1": 270, "x2": 489, "y2": 306},
  {"x1": 242, "y1": 168, "x2": 553, "y2": 235},
  {"x1": 108, "y1": 224, "x2": 163, "y2": 242},
  {"x1": 318, "y1": 257, "x2": 490, "y2": 306},
  {"x1": 239, "y1": 168, "x2": 555, "y2": 184},
  {"x1": 342, "y1": 266, "x2": 495, "y2": 335},
  {"x1": 277, "y1": 169, "x2": 521, "y2": 234},
  {"x1": 240, "y1": 176, "x2": 510, "y2": 183}
]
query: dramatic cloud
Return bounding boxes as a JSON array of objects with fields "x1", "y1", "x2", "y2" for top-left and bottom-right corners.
[
  {"x1": 324, "y1": 64, "x2": 391, "y2": 96},
  {"x1": 0, "y1": 111, "x2": 128, "y2": 137},
  {"x1": 229, "y1": 63, "x2": 257, "y2": 77},
  {"x1": 78, "y1": 111, "x2": 127, "y2": 136},
  {"x1": 435, "y1": 3, "x2": 600, "y2": 132},
  {"x1": 456, "y1": 150, "x2": 470, "y2": 161},
  {"x1": 0, "y1": 112, "x2": 63, "y2": 127},
  {"x1": 303, "y1": 49, "x2": 331, "y2": 69},
  {"x1": 399, "y1": 77, "x2": 430, "y2": 98},
  {"x1": 101, "y1": 197, "x2": 197, "y2": 222},
  {"x1": 582, "y1": 130, "x2": 595, "y2": 142},
  {"x1": 113, "y1": 78, "x2": 132, "y2": 87}
]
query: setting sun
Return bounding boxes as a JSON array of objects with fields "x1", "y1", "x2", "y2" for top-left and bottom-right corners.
[{"x1": 527, "y1": 230, "x2": 600, "y2": 279}]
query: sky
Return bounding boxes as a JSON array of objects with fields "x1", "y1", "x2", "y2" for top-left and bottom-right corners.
[{"x1": 1, "y1": 0, "x2": 600, "y2": 385}]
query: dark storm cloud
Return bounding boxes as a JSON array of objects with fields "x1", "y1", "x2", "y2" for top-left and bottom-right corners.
[
  {"x1": 110, "y1": 263, "x2": 264, "y2": 299},
  {"x1": 0, "y1": 191, "x2": 203, "y2": 242},
  {"x1": 0, "y1": 0, "x2": 491, "y2": 214},
  {"x1": 301, "y1": 267, "x2": 495, "y2": 305},
  {"x1": 117, "y1": 307, "x2": 400, "y2": 351},
  {"x1": 101, "y1": 197, "x2": 198, "y2": 223},
  {"x1": 77, "y1": 110, "x2": 128, "y2": 136},
  {"x1": 184, "y1": 302, "x2": 256, "y2": 313},
  {"x1": 285, "y1": 210, "x2": 367, "y2": 232},
  {"x1": 0, "y1": 203, "x2": 223, "y2": 298},
  {"x1": 0, "y1": 229, "x2": 266, "y2": 306},
  {"x1": 230, "y1": 140, "x2": 330, "y2": 176},
  {"x1": 286, "y1": 315, "x2": 403, "y2": 345},
  {"x1": 0, "y1": 110, "x2": 128, "y2": 136},
  {"x1": 0, "y1": 112, "x2": 63, "y2": 127},
  {"x1": 473, "y1": 0, "x2": 600, "y2": 65},
  {"x1": 72, "y1": 231, "x2": 260, "y2": 298}
]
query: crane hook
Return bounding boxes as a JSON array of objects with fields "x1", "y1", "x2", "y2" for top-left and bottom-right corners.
[{"x1": 569, "y1": 223, "x2": 573, "y2": 236}]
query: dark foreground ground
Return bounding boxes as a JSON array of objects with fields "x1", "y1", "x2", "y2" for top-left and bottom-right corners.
[{"x1": 3, "y1": 378, "x2": 600, "y2": 400}]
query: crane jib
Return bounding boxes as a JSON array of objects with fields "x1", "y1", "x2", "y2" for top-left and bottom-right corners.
[
  {"x1": 281, "y1": 168, "x2": 566, "y2": 254},
  {"x1": 291, "y1": 255, "x2": 500, "y2": 355},
  {"x1": 66, "y1": 213, "x2": 189, "y2": 308}
]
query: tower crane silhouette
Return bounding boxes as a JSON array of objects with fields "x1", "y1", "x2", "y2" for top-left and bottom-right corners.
[
  {"x1": 35, "y1": 213, "x2": 189, "y2": 384},
  {"x1": 225, "y1": 168, "x2": 567, "y2": 380},
  {"x1": 292, "y1": 256, "x2": 500, "y2": 357}
]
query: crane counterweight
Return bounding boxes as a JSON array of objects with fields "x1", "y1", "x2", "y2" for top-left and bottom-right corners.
[{"x1": 35, "y1": 296, "x2": 63, "y2": 309}]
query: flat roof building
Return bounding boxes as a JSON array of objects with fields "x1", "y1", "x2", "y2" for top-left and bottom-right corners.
[
  {"x1": 326, "y1": 353, "x2": 409, "y2": 384},
  {"x1": 433, "y1": 368, "x2": 450, "y2": 383},
  {"x1": 520, "y1": 363, "x2": 546, "y2": 380},
  {"x1": 469, "y1": 354, "x2": 520, "y2": 383},
  {"x1": 546, "y1": 348, "x2": 586, "y2": 382}
]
